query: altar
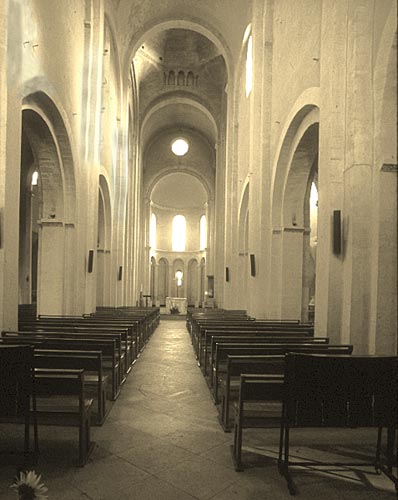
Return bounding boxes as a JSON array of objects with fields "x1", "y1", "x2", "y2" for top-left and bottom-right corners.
[{"x1": 166, "y1": 296, "x2": 188, "y2": 315}]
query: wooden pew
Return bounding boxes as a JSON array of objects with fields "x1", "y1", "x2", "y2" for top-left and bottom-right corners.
[
  {"x1": 0, "y1": 344, "x2": 38, "y2": 466},
  {"x1": 5, "y1": 328, "x2": 126, "y2": 385},
  {"x1": 0, "y1": 335, "x2": 120, "y2": 401},
  {"x1": 203, "y1": 332, "x2": 326, "y2": 376},
  {"x1": 34, "y1": 368, "x2": 94, "y2": 467},
  {"x1": 196, "y1": 323, "x2": 314, "y2": 363},
  {"x1": 33, "y1": 349, "x2": 107, "y2": 425},
  {"x1": 279, "y1": 353, "x2": 398, "y2": 495},
  {"x1": 212, "y1": 344, "x2": 354, "y2": 403},
  {"x1": 19, "y1": 320, "x2": 137, "y2": 367},
  {"x1": 187, "y1": 309, "x2": 249, "y2": 337},
  {"x1": 232, "y1": 373, "x2": 284, "y2": 471},
  {"x1": 221, "y1": 345, "x2": 353, "y2": 432}
]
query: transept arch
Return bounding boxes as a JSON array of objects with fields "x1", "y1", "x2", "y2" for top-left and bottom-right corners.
[{"x1": 124, "y1": 18, "x2": 232, "y2": 83}]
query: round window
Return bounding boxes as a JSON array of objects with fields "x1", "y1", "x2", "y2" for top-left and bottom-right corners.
[{"x1": 171, "y1": 138, "x2": 189, "y2": 156}]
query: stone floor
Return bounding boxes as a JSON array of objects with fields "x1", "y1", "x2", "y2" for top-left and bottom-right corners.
[{"x1": 0, "y1": 319, "x2": 396, "y2": 499}]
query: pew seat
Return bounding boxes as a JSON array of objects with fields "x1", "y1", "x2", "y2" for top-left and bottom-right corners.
[{"x1": 34, "y1": 368, "x2": 94, "y2": 467}]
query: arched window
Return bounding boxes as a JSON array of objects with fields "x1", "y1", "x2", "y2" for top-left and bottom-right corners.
[
  {"x1": 150, "y1": 213, "x2": 157, "y2": 249},
  {"x1": 31, "y1": 170, "x2": 39, "y2": 186},
  {"x1": 200, "y1": 215, "x2": 207, "y2": 250},
  {"x1": 309, "y1": 182, "x2": 318, "y2": 247},
  {"x1": 245, "y1": 34, "x2": 253, "y2": 97},
  {"x1": 172, "y1": 215, "x2": 186, "y2": 251},
  {"x1": 171, "y1": 137, "x2": 189, "y2": 156},
  {"x1": 175, "y1": 270, "x2": 183, "y2": 287}
]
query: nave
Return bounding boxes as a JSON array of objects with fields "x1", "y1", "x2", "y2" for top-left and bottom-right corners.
[{"x1": 0, "y1": 319, "x2": 395, "y2": 500}]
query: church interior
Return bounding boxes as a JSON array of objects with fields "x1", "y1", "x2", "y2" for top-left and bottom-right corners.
[{"x1": 0, "y1": 0, "x2": 397, "y2": 498}]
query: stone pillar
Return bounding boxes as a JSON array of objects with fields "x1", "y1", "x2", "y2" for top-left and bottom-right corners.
[
  {"x1": 316, "y1": 0, "x2": 347, "y2": 342},
  {"x1": 37, "y1": 220, "x2": 65, "y2": 316},
  {"x1": 341, "y1": 0, "x2": 374, "y2": 353},
  {"x1": 96, "y1": 248, "x2": 105, "y2": 307},
  {"x1": 154, "y1": 262, "x2": 160, "y2": 306},
  {"x1": 168, "y1": 262, "x2": 174, "y2": 300},
  {"x1": 247, "y1": 0, "x2": 273, "y2": 318},
  {"x1": 64, "y1": 222, "x2": 78, "y2": 315},
  {"x1": 280, "y1": 228, "x2": 304, "y2": 320},
  {"x1": 103, "y1": 249, "x2": 111, "y2": 305}
]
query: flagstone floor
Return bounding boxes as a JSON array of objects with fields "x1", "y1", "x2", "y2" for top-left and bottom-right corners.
[{"x1": 0, "y1": 319, "x2": 396, "y2": 499}]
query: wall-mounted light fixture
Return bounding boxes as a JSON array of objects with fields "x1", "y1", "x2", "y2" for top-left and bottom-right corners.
[
  {"x1": 333, "y1": 210, "x2": 342, "y2": 255},
  {"x1": 118, "y1": 266, "x2": 123, "y2": 281},
  {"x1": 225, "y1": 267, "x2": 230, "y2": 282},
  {"x1": 87, "y1": 250, "x2": 94, "y2": 273},
  {"x1": 250, "y1": 254, "x2": 256, "y2": 277}
]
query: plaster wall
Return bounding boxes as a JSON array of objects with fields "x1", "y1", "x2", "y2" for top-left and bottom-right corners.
[{"x1": 270, "y1": 0, "x2": 321, "y2": 156}]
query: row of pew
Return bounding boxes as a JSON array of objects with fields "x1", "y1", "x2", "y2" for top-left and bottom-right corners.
[
  {"x1": 187, "y1": 308, "x2": 397, "y2": 496},
  {"x1": 0, "y1": 306, "x2": 160, "y2": 467}
]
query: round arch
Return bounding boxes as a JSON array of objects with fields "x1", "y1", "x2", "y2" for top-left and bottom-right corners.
[
  {"x1": 272, "y1": 105, "x2": 320, "y2": 227},
  {"x1": 141, "y1": 95, "x2": 219, "y2": 148},
  {"x1": 19, "y1": 92, "x2": 77, "y2": 316},
  {"x1": 124, "y1": 17, "x2": 232, "y2": 83},
  {"x1": 146, "y1": 167, "x2": 213, "y2": 203},
  {"x1": 271, "y1": 105, "x2": 319, "y2": 322}
]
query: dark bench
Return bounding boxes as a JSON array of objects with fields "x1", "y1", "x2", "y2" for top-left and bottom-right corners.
[
  {"x1": 1, "y1": 335, "x2": 120, "y2": 400},
  {"x1": 212, "y1": 344, "x2": 354, "y2": 403},
  {"x1": 222, "y1": 345, "x2": 353, "y2": 432},
  {"x1": 0, "y1": 344, "x2": 38, "y2": 466},
  {"x1": 279, "y1": 353, "x2": 398, "y2": 495},
  {"x1": 19, "y1": 320, "x2": 136, "y2": 369},
  {"x1": 34, "y1": 368, "x2": 94, "y2": 467},
  {"x1": 232, "y1": 372, "x2": 284, "y2": 470},
  {"x1": 203, "y1": 333, "x2": 328, "y2": 376},
  {"x1": 193, "y1": 320, "x2": 313, "y2": 357},
  {"x1": 34, "y1": 349, "x2": 107, "y2": 425},
  {"x1": 195, "y1": 323, "x2": 314, "y2": 364}
]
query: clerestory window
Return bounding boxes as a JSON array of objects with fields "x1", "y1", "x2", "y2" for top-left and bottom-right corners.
[{"x1": 172, "y1": 214, "x2": 186, "y2": 251}]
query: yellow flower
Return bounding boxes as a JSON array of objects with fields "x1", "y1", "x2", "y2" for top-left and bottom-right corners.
[{"x1": 11, "y1": 470, "x2": 48, "y2": 500}]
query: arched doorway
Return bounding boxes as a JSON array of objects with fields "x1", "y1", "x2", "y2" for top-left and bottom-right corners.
[
  {"x1": 19, "y1": 97, "x2": 76, "y2": 316},
  {"x1": 281, "y1": 122, "x2": 319, "y2": 321}
]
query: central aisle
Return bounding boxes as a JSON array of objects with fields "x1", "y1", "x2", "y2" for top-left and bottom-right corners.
[{"x1": 86, "y1": 319, "x2": 280, "y2": 500}]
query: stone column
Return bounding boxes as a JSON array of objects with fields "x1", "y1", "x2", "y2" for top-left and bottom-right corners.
[
  {"x1": 316, "y1": 0, "x2": 347, "y2": 341},
  {"x1": 280, "y1": 228, "x2": 304, "y2": 320},
  {"x1": 341, "y1": 0, "x2": 374, "y2": 353},
  {"x1": 247, "y1": 0, "x2": 274, "y2": 318},
  {"x1": 0, "y1": 4, "x2": 21, "y2": 329},
  {"x1": 37, "y1": 220, "x2": 65, "y2": 316}
]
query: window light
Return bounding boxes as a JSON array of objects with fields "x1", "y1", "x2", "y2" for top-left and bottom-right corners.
[
  {"x1": 150, "y1": 213, "x2": 157, "y2": 249},
  {"x1": 31, "y1": 170, "x2": 39, "y2": 186},
  {"x1": 245, "y1": 35, "x2": 253, "y2": 97},
  {"x1": 171, "y1": 138, "x2": 189, "y2": 156},
  {"x1": 172, "y1": 214, "x2": 186, "y2": 251},
  {"x1": 175, "y1": 270, "x2": 183, "y2": 287},
  {"x1": 200, "y1": 215, "x2": 207, "y2": 250}
]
